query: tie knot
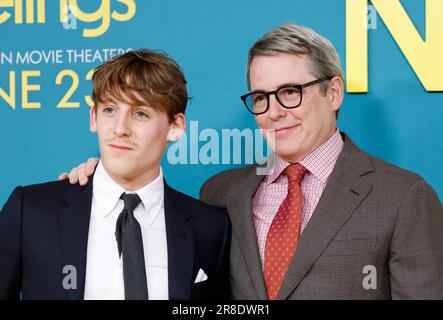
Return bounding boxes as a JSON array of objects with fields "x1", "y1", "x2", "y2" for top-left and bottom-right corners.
[
  {"x1": 120, "y1": 193, "x2": 142, "y2": 211},
  {"x1": 282, "y1": 164, "x2": 307, "y2": 184}
]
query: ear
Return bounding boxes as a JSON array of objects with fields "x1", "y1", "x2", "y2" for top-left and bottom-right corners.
[
  {"x1": 167, "y1": 113, "x2": 186, "y2": 142},
  {"x1": 327, "y1": 76, "x2": 344, "y2": 113},
  {"x1": 90, "y1": 105, "x2": 98, "y2": 132}
]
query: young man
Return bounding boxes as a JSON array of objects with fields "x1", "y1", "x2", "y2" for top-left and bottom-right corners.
[
  {"x1": 61, "y1": 24, "x2": 443, "y2": 299},
  {"x1": 0, "y1": 50, "x2": 230, "y2": 300}
]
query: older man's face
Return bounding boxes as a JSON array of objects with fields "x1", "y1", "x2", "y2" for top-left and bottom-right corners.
[{"x1": 250, "y1": 53, "x2": 342, "y2": 163}]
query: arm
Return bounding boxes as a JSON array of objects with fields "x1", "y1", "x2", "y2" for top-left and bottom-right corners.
[
  {"x1": 58, "y1": 157, "x2": 99, "y2": 186},
  {"x1": 389, "y1": 180, "x2": 443, "y2": 299},
  {"x1": 0, "y1": 187, "x2": 24, "y2": 299}
]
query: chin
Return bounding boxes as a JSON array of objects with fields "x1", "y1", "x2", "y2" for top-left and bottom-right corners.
[
  {"x1": 275, "y1": 139, "x2": 297, "y2": 151},
  {"x1": 103, "y1": 159, "x2": 136, "y2": 177},
  {"x1": 274, "y1": 143, "x2": 303, "y2": 162}
]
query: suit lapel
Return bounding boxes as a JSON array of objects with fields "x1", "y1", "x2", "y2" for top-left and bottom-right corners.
[
  {"x1": 227, "y1": 165, "x2": 268, "y2": 299},
  {"x1": 163, "y1": 181, "x2": 194, "y2": 300},
  {"x1": 59, "y1": 181, "x2": 93, "y2": 300},
  {"x1": 278, "y1": 134, "x2": 374, "y2": 299}
]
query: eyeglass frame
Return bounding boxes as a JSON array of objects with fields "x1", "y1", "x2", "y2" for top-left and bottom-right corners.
[{"x1": 240, "y1": 76, "x2": 333, "y2": 115}]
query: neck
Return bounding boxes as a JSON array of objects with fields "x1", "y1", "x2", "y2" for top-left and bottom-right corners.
[{"x1": 106, "y1": 166, "x2": 161, "y2": 192}]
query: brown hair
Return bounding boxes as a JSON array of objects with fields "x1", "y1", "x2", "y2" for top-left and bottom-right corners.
[{"x1": 92, "y1": 49, "x2": 188, "y2": 122}]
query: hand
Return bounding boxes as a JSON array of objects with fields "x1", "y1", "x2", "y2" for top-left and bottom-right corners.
[{"x1": 58, "y1": 157, "x2": 100, "y2": 186}]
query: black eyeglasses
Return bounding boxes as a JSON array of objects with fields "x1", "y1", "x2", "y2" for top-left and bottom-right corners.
[{"x1": 240, "y1": 76, "x2": 333, "y2": 115}]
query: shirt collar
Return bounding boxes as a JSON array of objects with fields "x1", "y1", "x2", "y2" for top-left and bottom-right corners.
[
  {"x1": 264, "y1": 129, "x2": 344, "y2": 185},
  {"x1": 135, "y1": 167, "x2": 164, "y2": 224},
  {"x1": 92, "y1": 161, "x2": 164, "y2": 223}
]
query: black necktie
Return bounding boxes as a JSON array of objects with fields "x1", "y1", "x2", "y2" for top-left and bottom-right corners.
[{"x1": 115, "y1": 193, "x2": 149, "y2": 300}]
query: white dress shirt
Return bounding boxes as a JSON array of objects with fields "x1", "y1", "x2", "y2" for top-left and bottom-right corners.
[{"x1": 84, "y1": 161, "x2": 168, "y2": 300}]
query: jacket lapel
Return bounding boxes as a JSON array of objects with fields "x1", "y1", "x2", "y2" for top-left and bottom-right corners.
[
  {"x1": 278, "y1": 134, "x2": 375, "y2": 299},
  {"x1": 163, "y1": 181, "x2": 194, "y2": 300},
  {"x1": 59, "y1": 181, "x2": 93, "y2": 300},
  {"x1": 227, "y1": 165, "x2": 268, "y2": 299}
]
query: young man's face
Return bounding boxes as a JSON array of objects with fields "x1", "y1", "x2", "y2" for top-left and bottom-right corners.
[
  {"x1": 90, "y1": 93, "x2": 184, "y2": 189},
  {"x1": 249, "y1": 53, "x2": 343, "y2": 163}
]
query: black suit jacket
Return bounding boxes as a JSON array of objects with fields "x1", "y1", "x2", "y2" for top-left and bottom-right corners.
[{"x1": 0, "y1": 178, "x2": 231, "y2": 300}]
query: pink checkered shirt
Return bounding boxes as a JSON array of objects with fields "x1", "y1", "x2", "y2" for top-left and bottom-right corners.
[{"x1": 252, "y1": 130, "x2": 344, "y2": 268}]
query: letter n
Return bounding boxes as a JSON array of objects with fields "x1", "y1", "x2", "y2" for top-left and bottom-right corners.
[{"x1": 346, "y1": 0, "x2": 443, "y2": 92}]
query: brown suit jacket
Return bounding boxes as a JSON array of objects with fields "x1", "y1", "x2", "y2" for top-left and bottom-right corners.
[{"x1": 200, "y1": 133, "x2": 443, "y2": 299}]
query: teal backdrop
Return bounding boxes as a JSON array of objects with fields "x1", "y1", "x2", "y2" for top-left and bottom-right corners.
[{"x1": 1, "y1": 0, "x2": 442, "y2": 206}]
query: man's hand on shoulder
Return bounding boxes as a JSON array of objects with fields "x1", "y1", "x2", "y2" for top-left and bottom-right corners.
[{"x1": 58, "y1": 157, "x2": 99, "y2": 186}]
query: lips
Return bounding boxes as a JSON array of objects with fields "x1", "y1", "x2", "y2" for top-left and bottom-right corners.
[
  {"x1": 108, "y1": 143, "x2": 134, "y2": 150},
  {"x1": 274, "y1": 124, "x2": 300, "y2": 134}
]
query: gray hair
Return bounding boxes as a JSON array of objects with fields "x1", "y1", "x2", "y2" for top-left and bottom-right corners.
[{"x1": 246, "y1": 23, "x2": 343, "y2": 94}]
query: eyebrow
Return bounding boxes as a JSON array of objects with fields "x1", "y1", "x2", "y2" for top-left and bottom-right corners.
[
  {"x1": 278, "y1": 82, "x2": 302, "y2": 87},
  {"x1": 99, "y1": 99, "x2": 153, "y2": 111},
  {"x1": 251, "y1": 82, "x2": 302, "y2": 92}
]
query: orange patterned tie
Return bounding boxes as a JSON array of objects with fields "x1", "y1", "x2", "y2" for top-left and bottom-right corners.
[{"x1": 264, "y1": 164, "x2": 307, "y2": 300}]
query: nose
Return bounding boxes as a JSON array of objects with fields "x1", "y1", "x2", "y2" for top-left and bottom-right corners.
[
  {"x1": 114, "y1": 112, "x2": 131, "y2": 137},
  {"x1": 267, "y1": 94, "x2": 286, "y2": 120}
]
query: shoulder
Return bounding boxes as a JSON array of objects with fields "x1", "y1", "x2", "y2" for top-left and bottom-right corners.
[
  {"x1": 341, "y1": 134, "x2": 440, "y2": 212},
  {"x1": 200, "y1": 165, "x2": 256, "y2": 206},
  {"x1": 369, "y1": 156, "x2": 441, "y2": 206},
  {"x1": 342, "y1": 133, "x2": 426, "y2": 191},
  {"x1": 165, "y1": 183, "x2": 229, "y2": 222},
  {"x1": 203, "y1": 166, "x2": 252, "y2": 187},
  {"x1": 2, "y1": 179, "x2": 90, "y2": 212},
  {"x1": 1, "y1": 180, "x2": 90, "y2": 228},
  {"x1": 357, "y1": 148, "x2": 427, "y2": 195},
  {"x1": 370, "y1": 155, "x2": 423, "y2": 185},
  {"x1": 23, "y1": 179, "x2": 88, "y2": 203},
  {"x1": 22, "y1": 179, "x2": 75, "y2": 194}
]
